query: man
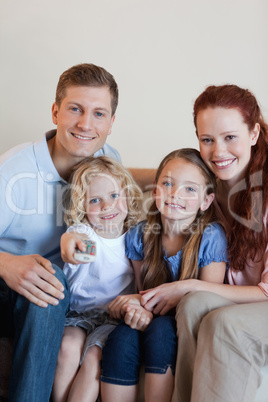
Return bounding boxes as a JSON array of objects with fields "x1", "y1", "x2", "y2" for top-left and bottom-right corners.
[{"x1": 0, "y1": 63, "x2": 125, "y2": 402}]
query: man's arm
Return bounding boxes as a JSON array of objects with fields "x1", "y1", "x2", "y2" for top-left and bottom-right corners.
[{"x1": 128, "y1": 168, "x2": 156, "y2": 191}]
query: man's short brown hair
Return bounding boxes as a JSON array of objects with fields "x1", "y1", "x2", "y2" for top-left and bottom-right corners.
[{"x1": 55, "y1": 63, "x2": 119, "y2": 116}]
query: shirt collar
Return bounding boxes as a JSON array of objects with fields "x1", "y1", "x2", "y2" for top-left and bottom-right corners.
[{"x1": 34, "y1": 130, "x2": 66, "y2": 184}]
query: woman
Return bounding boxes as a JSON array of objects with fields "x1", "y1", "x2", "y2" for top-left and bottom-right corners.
[{"x1": 140, "y1": 85, "x2": 268, "y2": 402}]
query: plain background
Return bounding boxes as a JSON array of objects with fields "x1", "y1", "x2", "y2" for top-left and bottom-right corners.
[{"x1": 1, "y1": 0, "x2": 268, "y2": 168}]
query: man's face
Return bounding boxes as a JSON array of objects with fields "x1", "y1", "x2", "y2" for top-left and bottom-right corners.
[{"x1": 51, "y1": 85, "x2": 115, "y2": 164}]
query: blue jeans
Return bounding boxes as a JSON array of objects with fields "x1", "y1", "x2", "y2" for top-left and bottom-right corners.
[
  {"x1": 101, "y1": 315, "x2": 177, "y2": 385},
  {"x1": 1, "y1": 265, "x2": 70, "y2": 402}
]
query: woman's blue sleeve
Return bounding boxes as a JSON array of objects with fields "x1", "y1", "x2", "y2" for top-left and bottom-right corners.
[
  {"x1": 198, "y1": 223, "x2": 228, "y2": 268},
  {"x1": 125, "y1": 221, "x2": 146, "y2": 261}
]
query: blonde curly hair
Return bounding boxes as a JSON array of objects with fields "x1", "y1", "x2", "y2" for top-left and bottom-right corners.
[{"x1": 63, "y1": 156, "x2": 143, "y2": 230}]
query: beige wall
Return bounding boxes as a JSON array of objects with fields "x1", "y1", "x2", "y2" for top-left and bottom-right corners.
[{"x1": 1, "y1": 0, "x2": 268, "y2": 168}]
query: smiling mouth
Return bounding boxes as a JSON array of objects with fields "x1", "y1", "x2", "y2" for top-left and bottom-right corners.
[
  {"x1": 165, "y1": 202, "x2": 185, "y2": 210},
  {"x1": 71, "y1": 133, "x2": 96, "y2": 140},
  {"x1": 213, "y1": 159, "x2": 236, "y2": 168},
  {"x1": 101, "y1": 213, "x2": 119, "y2": 220}
]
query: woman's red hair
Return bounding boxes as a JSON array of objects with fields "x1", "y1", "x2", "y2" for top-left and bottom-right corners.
[{"x1": 193, "y1": 85, "x2": 268, "y2": 270}]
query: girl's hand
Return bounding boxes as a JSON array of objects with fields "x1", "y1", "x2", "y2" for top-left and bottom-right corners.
[
  {"x1": 123, "y1": 303, "x2": 153, "y2": 331},
  {"x1": 61, "y1": 232, "x2": 89, "y2": 264},
  {"x1": 108, "y1": 294, "x2": 141, "y2": 319},
  {"x1": 140, "y1": 281, "x2": 188, "y2": 315}
]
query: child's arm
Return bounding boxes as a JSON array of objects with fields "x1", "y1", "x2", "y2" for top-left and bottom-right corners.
[
  {"x1": 108, "y1": 259, "x2": 152, "y2": 328},
  {"x1": 61, "y1": 232, "x2": 89, "y2": 264},
  {"x1": 198, "y1": 261, "x2": 226, "y2": 283},
  {"x1": 107, "y1": 260, "x2": 143, "y2": 318},
  {"x1": 131, "y1": 260, "x2": 143, "y2": 292}
]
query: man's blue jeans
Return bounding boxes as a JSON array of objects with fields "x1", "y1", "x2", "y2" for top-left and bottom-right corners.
[{"x1": 1, "y1": 265, "x2": 70, "y2": 402}]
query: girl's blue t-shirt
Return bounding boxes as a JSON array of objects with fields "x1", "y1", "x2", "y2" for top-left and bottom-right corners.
[{"x1": 125, "y1": 220, "x2": 228, "y2": 280}]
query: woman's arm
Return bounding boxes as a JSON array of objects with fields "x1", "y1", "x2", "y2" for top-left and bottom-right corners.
[
  {"x1": 139, "y1": 260, "x2": 226, "y2": 315},
  {"x1": 140, "y1": 279, "x2": 267, "y2": 316}
]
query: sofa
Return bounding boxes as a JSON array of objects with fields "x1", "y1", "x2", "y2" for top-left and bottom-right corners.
[{"x1": 0, "y1": 338, "x2": 12, "y2": 401}]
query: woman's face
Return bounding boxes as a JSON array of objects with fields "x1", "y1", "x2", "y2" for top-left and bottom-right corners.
[{"x1": 196, "y1": 107, "x2": 259, "y2": 184}]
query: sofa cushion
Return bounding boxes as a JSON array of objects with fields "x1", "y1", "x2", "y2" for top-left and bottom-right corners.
[{"x1": 0, "y1": 338, "x2": 12, "y2": 400}]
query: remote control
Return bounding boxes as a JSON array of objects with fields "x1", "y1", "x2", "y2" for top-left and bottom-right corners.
[{"x1": 74, "y1": 239, "x2": 96, "y2": 263}]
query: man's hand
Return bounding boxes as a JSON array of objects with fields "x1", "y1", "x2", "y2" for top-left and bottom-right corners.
[
  {"x1": 0, "y1": 253, "x2": 65, "y2": 308},
  {"x1": 61, "y1": 232, "x2": 89, "y2": 264}
]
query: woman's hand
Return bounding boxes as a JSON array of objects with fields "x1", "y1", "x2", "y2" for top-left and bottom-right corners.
[
  {"x1": 140, "y1": 281, "x2": 190, "y2": 315},
  {"x1": 108, "y1": 294, "x2": 141, "y2": 319}
]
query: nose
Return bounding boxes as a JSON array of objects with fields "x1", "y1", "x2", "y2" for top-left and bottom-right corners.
[
  {"x1": 170, "y1": 186, "x2": 181, "y2": 199},
  {"x1": 101, "y1": 200, "x2": 113, "y2": 211},
  {"x1": 77, "y1": 112, "x2": 92, "y2": 131},
  {"x1": 213, "y1": 140, "x2": 226, "y2": 158}
]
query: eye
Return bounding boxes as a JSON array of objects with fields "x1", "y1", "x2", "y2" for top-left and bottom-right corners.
[
  {"x1": 111, "y1": 193, "x2": 119, "y2": 199},
  {"x1": 89, "y1": 198, "x2": 100, "y2": 204},
  {"x1": 70, "y1": 107, "x2": 81, "y2": 112},
  {"x1": 226, "y1": 135, "x2": 235, "y2": 141},
  {"x1": 200, "y1": 138, "x2": 213, "y2": 144},
  {"x1": 95, "y1": 111, "x2": 104, "y2": 117},
  {"x1": 163, "y1": 181, "x2": 173, "y2": 187},
  {"x1": 185, "y1": 187, "x2": 196, "y2": 192}
]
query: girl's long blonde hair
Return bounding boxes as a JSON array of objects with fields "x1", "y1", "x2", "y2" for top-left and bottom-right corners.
[
  {"x1": 63, "y1": 156, "x2": 143, "y2": 230},
  {"x1": 141, "y1": 148, "x2": 217, "y2": 290}
]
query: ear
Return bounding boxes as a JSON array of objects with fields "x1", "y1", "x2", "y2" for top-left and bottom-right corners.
[
  {"x1": 108, "y1": 114, "x2": 116, "y2": 136},
  {"x1": 52, "y1": 102, "x2": 59, "y2": 125},
  {"x1": 251, "y1": 123, "x2": 260, "y2": 146},
  {"x1": 200, "y1": 193, "x2": 215, "y2": 212}
]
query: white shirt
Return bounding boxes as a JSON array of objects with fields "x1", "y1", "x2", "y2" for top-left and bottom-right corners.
[{"x1": 63, "y1": 224, "x2": 135, "y2": 312}]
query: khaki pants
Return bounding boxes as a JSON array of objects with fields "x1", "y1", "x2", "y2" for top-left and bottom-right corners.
[{"x1": 172, "y1": 291, "x2": 268, "y2": 402}]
